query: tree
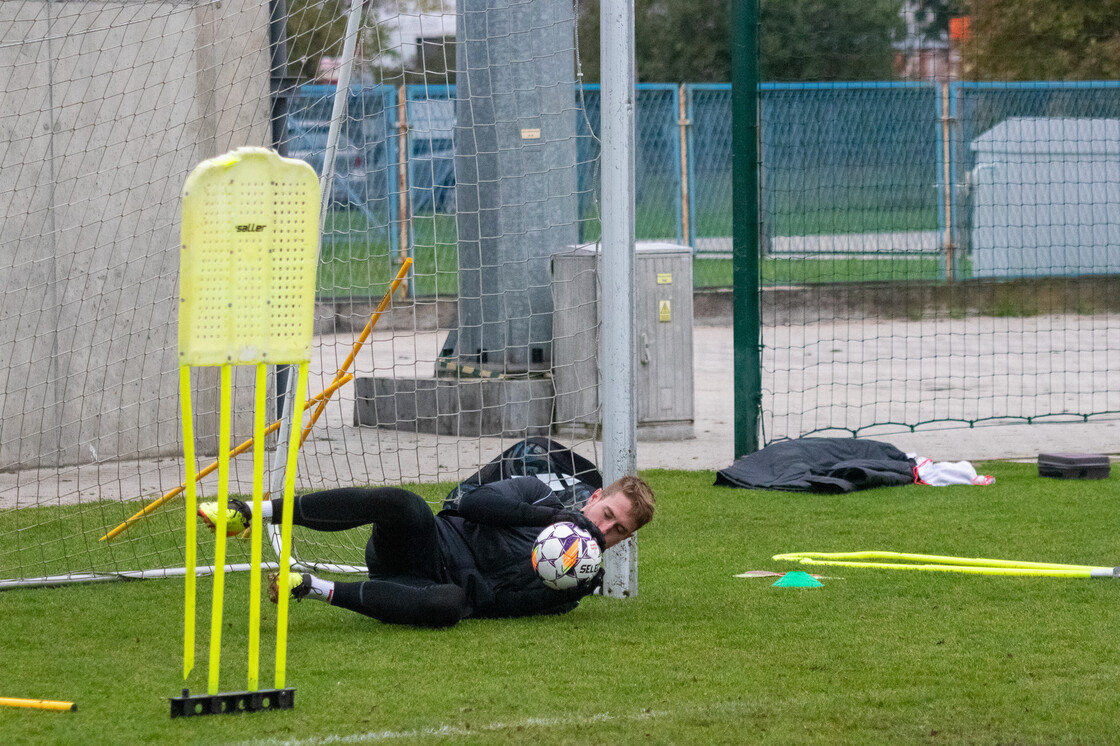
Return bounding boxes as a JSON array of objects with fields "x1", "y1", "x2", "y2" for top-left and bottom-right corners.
[
  {"x1": 286, "y1": 0, "x2": 352, "y2": 82},
  {"x1": 576, "y1": 0, "x2": 731, "y2": 83},
  {"x1": 960, "y1": 0, "x2": 1120, "y2": 81},
  {"x1": 283, "y1": 0, "x2": 417, "y2": 84},
  {"x1": 760, "y1": 0, "x2": 904, "y2": 82},
  {"x1": 576, "y1": 0, "x2": 905, "y2": 84}
]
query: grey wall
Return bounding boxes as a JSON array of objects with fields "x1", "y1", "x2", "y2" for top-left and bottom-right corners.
[{"x1": 0, "y1": 0, "x2": 271, "y2": 468}]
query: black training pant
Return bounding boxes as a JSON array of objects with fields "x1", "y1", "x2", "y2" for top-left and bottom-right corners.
[{"x1": 273, "y1": 487, "x2": 466, "y2": 627}]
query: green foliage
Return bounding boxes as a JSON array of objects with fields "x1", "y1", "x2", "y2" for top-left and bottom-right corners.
[
  {"x1": 406, "y1": 35, "x2": 457, "y2": 84},
  {"x1": 286, "y1": 0, "x2": 352, "y2": 82},
  {"x1": 760, "y1": 0, "x2": 905, "y2": 82},
  {"x1": 285, "y1": 0, "x2": 402, "y2": 83},
  {"x1": 576, "y1": 0, "x2": 732, "y2": 83},
  {"x1": 5, "y1": 464, "x2": 1120, "y2": 744},
  {"x1": 632, "y1": 0, "x2": 733, "y2": 83},
  {"x1": 961, "y1": 0, "x2": 1120, "y2": 81},
  {"x1": 577, "y1": 0, "x2": 905, "y2": 84}
]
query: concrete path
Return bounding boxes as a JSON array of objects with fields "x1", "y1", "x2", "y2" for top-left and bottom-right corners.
[{"x1": 3, "y1": 321, "x2": 1118, "y2": 509}]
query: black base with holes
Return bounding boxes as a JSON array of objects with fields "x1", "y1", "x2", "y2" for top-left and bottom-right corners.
[{"x1": 170, "y1": 687, "x2": 294, "y2": 717}]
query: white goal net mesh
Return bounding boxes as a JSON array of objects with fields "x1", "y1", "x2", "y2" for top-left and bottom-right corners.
[{"x1": 0, "y1": 0, "x2": 607, "y2": 586}]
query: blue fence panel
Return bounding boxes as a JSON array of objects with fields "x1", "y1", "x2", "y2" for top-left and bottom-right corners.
[
  {"x1": 760, "y1": 82, "x2": 940, "y2": 248},
  {"x1": 687, "y1": 84, "x2": 732, "y2": 253},
  {"x1": 574, "y1": 85, "x2": 601, "y2": 240},
  {"x1": 286, "y1": 84, "x2": 399, "y2": 296},
  {"x1": 405, "y1": 84, "x2": 456, "y2": 213},
  {"x1": 288, "y1": 85, "x2": 396, "y2": 219},
  {"x1": 286, "y1": 81, "x2": 1120, "y2": 285},
  {"x1": 573, "y1": 84, "x2": 683, "y2": 244}
]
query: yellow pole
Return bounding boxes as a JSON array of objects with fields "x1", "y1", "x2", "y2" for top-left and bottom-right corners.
[
  {"x1": 774, "y1": 551, "x2": 1112, "y2": 578},
  {"x1": 274, "y1": 362, "x2": 309, "y2": 690},
  {"x1": 0, "y1": 697, "x2": 76, "y2": 712},
  {"x1": 180, "y1": 366, "x2": 197, "y2": 681},
  {"x1": 99, "y1": 374, "x2": 353, "y2": 543},
  {"x1": 207, "y1": 363, "x2": 233, "y2": 695},
  {"x1": 247, "y1": 363, "x2": 267, "y2": 691},
  {"x1": 299, "y1": 258, "x2": 412, "y2": 447}
]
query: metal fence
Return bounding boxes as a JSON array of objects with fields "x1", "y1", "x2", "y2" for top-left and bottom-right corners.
[{"x1": 289, "y1": 81, "x2": 1120, "y2": 285}]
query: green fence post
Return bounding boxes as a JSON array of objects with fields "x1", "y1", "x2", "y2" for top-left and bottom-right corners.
[{"x1": 732, "y1": 0, "x2": 761, "y2": 457}]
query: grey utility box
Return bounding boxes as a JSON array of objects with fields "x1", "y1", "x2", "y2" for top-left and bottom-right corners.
[
  {"x1": 970, "y1": 118, "x2": 1120, "y2": 278},
  {"x1": 551, "y1": 241, "x2": 694, "y2": 441}
]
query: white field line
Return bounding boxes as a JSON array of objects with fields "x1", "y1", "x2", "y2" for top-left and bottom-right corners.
[{"x1": 234, "y1": 702, "x2": 747, "y2": 745}]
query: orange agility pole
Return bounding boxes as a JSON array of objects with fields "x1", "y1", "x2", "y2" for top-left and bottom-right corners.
[
  {"x1": 298, "y1": 257, "x2": 411, "y2": 446},
  {"x1": 0, "y1": 697, "x2": 76, "y2": 712},
  {"x1": 98, "y1": 373, "x2": 353, "y2": 543}
]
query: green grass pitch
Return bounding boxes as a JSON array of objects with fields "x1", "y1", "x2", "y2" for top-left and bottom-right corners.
[{"x1": 3, "y1": 462, "x2": 1120, "y2": 744}]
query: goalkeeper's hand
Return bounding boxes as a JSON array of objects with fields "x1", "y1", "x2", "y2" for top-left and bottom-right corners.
[
  {"x1": 582, "y1": 566, "x2": 606, "y2": 593},
  {"x1": 554, "y1": 510, "x2": 606, "y2": 551}
]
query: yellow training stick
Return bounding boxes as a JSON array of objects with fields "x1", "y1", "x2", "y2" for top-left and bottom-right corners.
[
  {"x1": 181, "y1": 366, "x2": 197, "y2": 680},
  {"x1": 274, "y1": 362, "x2": 309, "y2": 690},
  {"x1": 247, "y1": 362, "x2": 267, "y2": 691},
  {"x1": 0, "y1": 697, "x2": 76, "y2": 712},
  {"x1": 298, "y1": 257, "x2": 412, "y2": 447},
  {"x1": 207, "y1": 364, "x2": 233, "y2": 695},
  {"x1": 774, "y1": 551, "x2": 1117, "y2": 578},
  {"x1": 99, "y1": 375, "x2": 352, "y2": 543}
]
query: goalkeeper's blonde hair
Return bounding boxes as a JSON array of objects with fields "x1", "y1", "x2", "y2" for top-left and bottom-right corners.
[{"x1": 604, "y1": 475, "x2": 655, "y2": 528}]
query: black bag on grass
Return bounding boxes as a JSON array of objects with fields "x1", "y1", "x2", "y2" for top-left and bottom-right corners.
[{"x1": 442, "y1": 437, "x2": 603, "y2": 512}]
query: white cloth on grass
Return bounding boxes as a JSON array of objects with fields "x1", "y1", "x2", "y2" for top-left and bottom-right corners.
[{"x1": 909, "y1": 456, "x2": 995, "y2": 486}]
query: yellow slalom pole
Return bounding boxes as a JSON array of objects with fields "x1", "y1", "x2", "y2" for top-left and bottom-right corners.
[
  {"x1": 207, "y1": 363, "x2": 233, "y2": 695},
  {"x1": 776, "y1": 551, "x2": 1103, "y2": 571},
  {"x1": 774, "y1": 551, "x2": 1114, "y2": 578},
  {"x1": 275, "y1": 361, "x2": 309, "y2": 690},
  {"x1": 247, "y1": 363, "x2": 267, "y2": 691},
  {"x1": 0, "y1": 697, "x2": 76, "y2": 712},
  {"x1": 180, "y1": 365, "x2": 197, "y2": 680},
  {"x1": 298, "y1": 257, "x2": 412, "y2": 447},
  {"x1": 99, "y1": 375, "x2": 353, "y2": 543}
]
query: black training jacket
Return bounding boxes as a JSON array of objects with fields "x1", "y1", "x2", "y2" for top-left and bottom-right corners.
[{"x1": 434, "y1": 477, "x2": 591, "y2": 618}]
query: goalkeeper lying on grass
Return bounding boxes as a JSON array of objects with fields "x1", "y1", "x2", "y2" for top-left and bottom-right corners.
[{"x1": 198, "y1": 476, "x2": 654, "y2": 627}]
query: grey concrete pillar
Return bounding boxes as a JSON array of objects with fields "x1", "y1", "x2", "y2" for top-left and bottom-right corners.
[{"x1": 452, "y1": 0, "x2": 580, "y2": 374}]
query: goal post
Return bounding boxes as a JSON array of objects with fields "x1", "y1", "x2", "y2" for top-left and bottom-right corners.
[
  {"x1": 0, "y1": 0, "x2": 635, "y2": 592},
  {"x1": 598, "y1": 0, "x2": 640, "y2": 598}
]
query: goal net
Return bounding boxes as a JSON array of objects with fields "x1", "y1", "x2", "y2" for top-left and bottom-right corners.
[{"x1": 0, "y1": 0, "x2": 609, "y2": 587}]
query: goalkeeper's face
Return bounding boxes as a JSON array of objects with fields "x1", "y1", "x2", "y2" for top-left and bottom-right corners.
[{"x1": 581, "y1": 490, "x2": 638, "y2": 549}]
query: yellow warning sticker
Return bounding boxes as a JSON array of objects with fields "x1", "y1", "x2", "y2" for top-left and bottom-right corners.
[
  {"x1": 521, "y1": 128, "x2": 542, "y2": 140},
  {"x1": 658, "y1": 300, "x2": 671, "y2": 322},
  {"x1": 657, "y1": 273, "x2": 673, "y2": 284}
]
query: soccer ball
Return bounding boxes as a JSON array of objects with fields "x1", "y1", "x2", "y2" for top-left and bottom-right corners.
[{"x1": 531, "y1": 522, "x2": 602, "y2": 591}]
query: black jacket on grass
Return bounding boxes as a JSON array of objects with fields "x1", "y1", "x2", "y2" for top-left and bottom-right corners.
[{"x1": 715, "y1": 437, "x2": 916, "y2": 493}]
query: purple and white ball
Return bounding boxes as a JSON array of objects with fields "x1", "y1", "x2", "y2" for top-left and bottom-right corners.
[{"x1": 531, "y1": 521, "x2": 602, "y2": 590}]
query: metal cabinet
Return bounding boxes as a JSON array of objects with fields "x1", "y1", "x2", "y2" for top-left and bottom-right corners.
[{"x1": 552, "y1": 242, "x2": 694, "y2": 440}]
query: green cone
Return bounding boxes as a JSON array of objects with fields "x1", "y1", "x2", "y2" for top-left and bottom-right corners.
[{"x1": 772, "y1": 571, "x2": 823, "y2": 588}]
